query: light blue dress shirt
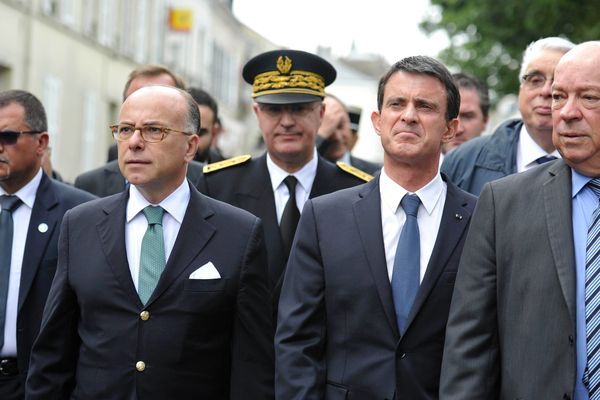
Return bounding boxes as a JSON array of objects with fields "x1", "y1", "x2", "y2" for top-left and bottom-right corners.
[{"x1": 573, "y1": 170, "x2": 599, "y2": 400}]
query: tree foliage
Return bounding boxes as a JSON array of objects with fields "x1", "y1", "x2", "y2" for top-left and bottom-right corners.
[{"x1": 421, "y1": 0, "x2": 600, "y2": 101}]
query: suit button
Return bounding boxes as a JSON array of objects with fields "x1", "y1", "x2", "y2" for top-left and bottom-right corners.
[
  {"x1": 140, "y1": 311, "x2": 150, "y2": 321},
  {"x1": 563, "y1": 394, "x2": 571, "y2": 400},
  {"x1": 136, "y1": 361, "x2": 146, "y2": 372},
  {"x1": 400, "y1": 353, "x2": 406, "y2": 359}
]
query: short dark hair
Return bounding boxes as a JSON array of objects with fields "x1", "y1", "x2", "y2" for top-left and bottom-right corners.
[
  {"x1": 122, "y1": 64, "x2": 186, "y2": 101},
  {"x1": 187, "y1": 87, "x2": 219, "y2": 126},
  {"x1": 376, "y1": 56, "x2": 460, "y2": 121},
  {"x1": 0, "y1": 90, "x2": 47, "y2": 132},
  {"x1": 452, "y1": 72, "x2": 490, "y2": 118}
]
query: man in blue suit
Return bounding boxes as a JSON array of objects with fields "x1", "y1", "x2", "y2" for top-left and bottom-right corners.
[
  {"x1": 276, "y1": 56, "x2": 477, "y2": 399},
  {"x1": 0, "y1": 90, "x2": 95, "y2": 400}
]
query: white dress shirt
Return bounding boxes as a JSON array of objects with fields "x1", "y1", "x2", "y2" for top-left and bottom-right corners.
[
  {"x1": 267, "y1": 149, "x2": 318, "y2": 224},
  {"x1": 125, "y1": 180, "x2": 190, "y2": 290},
  {"x1": 516, "y1": 124, "x2": 561, "y2": 172},
  {"x1": 0, "y1": 168, "x2": 42, "y2": 357},
  {"x1": 379, "y1": 168, "x2": 447, "y2": 283}
]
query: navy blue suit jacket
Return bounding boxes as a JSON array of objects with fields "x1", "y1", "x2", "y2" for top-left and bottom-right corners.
[{"x1": 276, "y1": 175, "x2": 476, "y2": 399}]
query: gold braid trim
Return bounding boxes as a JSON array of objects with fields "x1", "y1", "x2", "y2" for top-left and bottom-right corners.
[{"x1": 252, "y1": 70, "x2": 325, "y2": 97}]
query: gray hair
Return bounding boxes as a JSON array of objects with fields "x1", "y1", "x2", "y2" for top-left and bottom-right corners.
[{"x1": 519, "y1": 37, "x2": 576, "y2": 80}]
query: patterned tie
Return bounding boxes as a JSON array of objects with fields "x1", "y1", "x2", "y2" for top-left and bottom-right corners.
[
  {"x1": 536, "y1": 155, "x2": 557, "y2": 164},
  {"x1": 585, "y1": 178, "x2": 600, "y2": 398},
  {"x1": 138, "y1": 206, "x2": 166, "y2": 305},
  {"x1": 0, "y1": 195, "x2": 23, "y2": 349},
  {"x1": 391, "y1": 194, "x2": 421, "y2": 335},
  {"x1": 280, "y1": 176, "x2": 300, "y2": 259}
]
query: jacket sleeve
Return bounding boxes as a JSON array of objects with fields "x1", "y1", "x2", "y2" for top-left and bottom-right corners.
[
  {"x1": 275, "y1": 200, "x2": 327, "y2": 399},
  {"x1": 439, "y1": 183, "x2": 500, "y2": 399}
]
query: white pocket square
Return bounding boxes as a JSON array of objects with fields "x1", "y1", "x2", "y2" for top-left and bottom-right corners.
[{"x1": 189, "y1": 262, "x2": 221, "y2": 280}]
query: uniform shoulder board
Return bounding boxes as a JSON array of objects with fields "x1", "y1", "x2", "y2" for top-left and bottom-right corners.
[
  {"x1": 336, "y1": 161, "x2": 374, "y2": 182},
  {"x1": 203, "y1": 155, "x2": 251, "y2": 174}
]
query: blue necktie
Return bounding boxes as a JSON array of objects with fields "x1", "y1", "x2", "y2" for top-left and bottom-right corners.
[
  {"x1": 391, "y1": 194, "x2": 421, "y2": 334},
  {"x1": 585, "y1": 178, "x2": 600, "y2": 398},
  {"x1": 138, "y1": 206, "x2": 166, "y2": 305},
  {"x1": 536, "y1": 155, "x2": 557, "y2": 164},
  {"x1": 0, "y1": 195, "x2": 23, "y2": 349}
]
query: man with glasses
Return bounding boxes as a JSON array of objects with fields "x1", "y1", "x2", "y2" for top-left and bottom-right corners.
[
  {"x1": 198, "y1": 50, "x2": 370, "y2": 309},
  {"x1": 74, "y1": 64, "x2": 205, "y2": 197},
  {"x1": 0, "y1": 90, "x2": 94, "y2": 400},
  {"x1": 442, "y1": 37, "x2": 575, "y2": 195},
  {"x1": 25, "y1": 86, "x2": 274, "y2": 399}
]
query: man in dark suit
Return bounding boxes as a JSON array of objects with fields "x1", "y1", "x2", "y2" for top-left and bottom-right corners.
[
  {"x1": 25, "y1": 86, "x2": 273, "y2": 399},
  {"x1": 440, "y1": 42, "x2": 600, "y2": 400},
  {"x1": 318, "y1": 94, "x2": 381, "y2": 174},
  {"x1": 275, "y1": 56, "x2": 476, "y2": 399},
  {"x1": 0, "y1": 90, "x2": 94, "y2": 400},
  {"x1": 198, "y1": 50, "x2": 370, "y2": 300}
]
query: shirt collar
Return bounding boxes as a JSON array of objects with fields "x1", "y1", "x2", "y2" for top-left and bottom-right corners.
[
  {"x1": 127, "y1": 179, "x2": 190, "y2": 223},
  {"x1": 0, "y1": 167, "x2": 43, "y2": 209},
  {"x1": 572, "y1": 168, "x2": 596, "y2": 198},
  {"x1": 379, "y1": 167, "x2": 445, "y2": 215},
  {"x1": 266, "y1": 148, "x2": 318, "y2": 193},
  {"x1": 519, "y1": 124, "x2": 561, "y2": 167}
]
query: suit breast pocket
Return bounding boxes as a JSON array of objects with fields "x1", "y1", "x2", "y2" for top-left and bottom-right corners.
[{"x1": 179, "y1": 278, "x2": 231, "y2": 314}]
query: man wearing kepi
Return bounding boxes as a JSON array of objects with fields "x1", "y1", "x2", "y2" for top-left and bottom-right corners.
[
  {"x1": 25, "y1": 86, "x2": 273, "y2": 399},
  {"x1": 198, "y1": 50, "x2": 370, "y2": 304},
  {"x1": 275, "y1": 56, "x2": 477, "y2": 399},
  {"x1": 440, "y1": 41, "x2": 600, "y2": 399},
  {"x1": 0, "y1": 90, "x2": 94, "y2": 400}
]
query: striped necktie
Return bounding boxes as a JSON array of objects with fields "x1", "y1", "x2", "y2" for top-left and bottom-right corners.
[{"x1": 585, "y1": 178, "x2": 600, "y2": 398}]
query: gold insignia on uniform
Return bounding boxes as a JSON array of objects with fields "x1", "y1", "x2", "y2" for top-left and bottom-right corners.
[
  {"x1": 277, "y1": 55, "x2": 292, "y2": 75},
  {"x1": 336, "y1": 161, "x2": 374, "y2": 182},
  {"x1": 203, "y1": 155, "x2": 251, "y2": 174}
]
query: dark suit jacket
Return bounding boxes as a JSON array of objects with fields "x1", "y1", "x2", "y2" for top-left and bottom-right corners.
[
  {"x1": 74, "y1": 160, "x2": 204, "y2": 197},
  {"x1": 197, "y1": 153, "x2": 366, "y2": 291},
  {"x1": 440, "y1": 160, "x2": 577, "y2": 399},
  {"x1": 350, "y1": 155, "x2": 381, "y2": 175},
  {"x1": 25, "y1": 183, "x2": 274, "y2": 400},
  {"x1": 275, "y1": 175, "x2": 476, "y2": 399},
  {"x1": 15, "y1": 173, "x2": 95, "y2": 384}
]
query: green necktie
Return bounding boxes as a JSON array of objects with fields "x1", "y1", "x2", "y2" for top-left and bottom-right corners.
[{"x1": 138, "y1": 206, "x2": 166, "y2": 305}]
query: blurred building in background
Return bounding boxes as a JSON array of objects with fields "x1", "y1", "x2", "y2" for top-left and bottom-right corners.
[{"x1": 0, "y1": 0, "x2": 384, "y2": 180}]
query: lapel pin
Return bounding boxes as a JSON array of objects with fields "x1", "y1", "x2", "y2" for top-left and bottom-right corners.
[
  {"x1": 38, "y1": 223, "x2": 49, "y2": 233},
  {"x1": 455, "y1": 213, "x2": 463, "y2": 220}
]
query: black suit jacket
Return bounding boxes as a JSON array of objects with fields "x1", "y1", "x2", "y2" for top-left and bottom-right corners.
[
  {"x1": 275, "y1": 175, "x2": 476, "y2": 399},
  {"x1": 196, "y1": 153, "x2": 366, "y2": 291},
  {"x1": 14, "y1": 173, "x2": 95, "y2": 383},
  {"x1": 25, "y1": 183, "x2": 274, "y2": 400},
  {"x1": 74, "y1": 160, "x2": 204, "y2": 197}
]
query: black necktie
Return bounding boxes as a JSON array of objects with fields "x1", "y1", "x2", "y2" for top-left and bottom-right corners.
[
  {"x1": 280, "y1": 176, "x2": 300, "y2": 259},
  {"x1": 536, "y1": 155, "x2": 557, "y2": 164},
  {"x1": 0, "y1": 195, "x2": 23, "y2": 349}
]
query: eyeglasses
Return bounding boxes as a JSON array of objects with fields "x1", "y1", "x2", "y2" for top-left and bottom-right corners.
[
  {"x1": 110, "y1": 124, "x2": 193, "y2": 143},
  {"x1": 521, "y1": 73, "x2": 553, "y2": 89},
  {"x1": 258, "y1": 102, "x2": 320, "y2": 118},
  {"x1": 0, "y1": 130, "x2": 43, "y2": 146}
]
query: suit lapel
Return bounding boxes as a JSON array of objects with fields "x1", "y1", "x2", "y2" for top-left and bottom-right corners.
[
  {"x1": 19, "y1": 174, "x2": 59, "y2": 310},
  {"x1": 405, "y1": 179, "x2": 474, "y2": 329},
  {"x1": 544, "y1": 161, "x2": 576, "y2": 320},
  {"x1": 353, "y1": 177, "x2": 400, "y2": 338},
  {"x1": 146, "y1": 186, "x2": 216, "y2": 304},
  {"x1": 96, "y1": 191, "x2": 142, "y2": 306}
]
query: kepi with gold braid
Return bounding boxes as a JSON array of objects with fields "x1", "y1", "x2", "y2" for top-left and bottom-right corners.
[{"x1": 243, "y1": 49, "x2": 336, "y2": 104}]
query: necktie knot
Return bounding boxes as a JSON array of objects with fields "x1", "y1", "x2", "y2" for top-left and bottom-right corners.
[
  {"x1": 143, "y1": 206, "x2": 164, "y2": 226},
  {"x1": 283, "y1": 175, "x2": 298, "y2": 194},
  {"x1": 400, "y1": 194, "x2": 420, "y2": 218},
  {"x1": 536, "y1": 155, "x2": 557, "y2": 165},
  {"x1": 589, "y1": 178, "x2": 600, "y2": 200},
  {"x1": 0, "y1": 195, "x2": 22, "y2": 214}
]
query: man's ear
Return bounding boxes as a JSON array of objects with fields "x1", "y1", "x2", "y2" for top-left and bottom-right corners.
[
  {"x1": 371, "y1": 111, "x2": 382, "y2": 138},
  {"x1": 441, "y1": 118, "x2": 459, "y2": 143}
]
